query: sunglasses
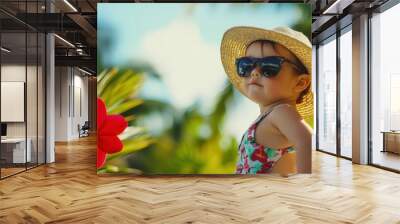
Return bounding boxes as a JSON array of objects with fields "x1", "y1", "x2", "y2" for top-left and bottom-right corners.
[{"x1": 235, "y1": 56, "x2": 305, "y2": 78}]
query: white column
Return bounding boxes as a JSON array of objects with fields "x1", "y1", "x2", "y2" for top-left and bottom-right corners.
[
  {"x1": 352, "y1": 14, "x2": 369, "y2": 164},
  {"x1": 46, "y1": 33, "x2": 55, "y2": 163},
  {"x1": 46, "y1": 1, "x2": 55, "y2": 163},
  {"x1": 312, "y1": 46, "x2": 317, "y2": 151}
]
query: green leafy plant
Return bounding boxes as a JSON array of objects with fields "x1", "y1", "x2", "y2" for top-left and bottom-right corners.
[{"x1": 97, "y1": 68, "x2": 154, "y2": 174}]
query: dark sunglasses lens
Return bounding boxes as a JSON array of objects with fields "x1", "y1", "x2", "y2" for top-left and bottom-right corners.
[
  {"x1": 236, "y1": 58, "x2": 254, "y2": 77},
  {"x1": 259, "y1": 58, "x2": 282, "y2": 77}
]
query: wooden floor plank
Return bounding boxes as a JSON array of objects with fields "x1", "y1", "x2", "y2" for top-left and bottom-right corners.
[{"x1": 0, "y1": 136, "x2": 400, "y2": 223}]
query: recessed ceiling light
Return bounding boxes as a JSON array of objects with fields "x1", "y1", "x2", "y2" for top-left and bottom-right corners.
[
  {"x1": 54, "y1": 34, "x2": 75, "y2": 48},
  {"x1": 63, "y1": 0, "x2": 78, "y2": 12},
  {"x1": 78, "y1": 67, "x2": 93, "y2": 76},
  {"x1": 322, "y1": 0, "x2": 355, "y2": 15},
  {"x1": 1, "y1": 47, "x2": 11, "y2": 53},
  {"x1": 323, "y1": 0, "x2": 342, "y2": 14}
]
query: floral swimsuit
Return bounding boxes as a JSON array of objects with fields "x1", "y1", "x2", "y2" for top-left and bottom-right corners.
[{"x1": 236, "y1": 105, "x2": 295, "y2": 174}]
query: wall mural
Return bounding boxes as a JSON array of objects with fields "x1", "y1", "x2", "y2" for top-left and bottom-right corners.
[{"x1": 97, "y1": 3, "x2": 312, "y2": 175}]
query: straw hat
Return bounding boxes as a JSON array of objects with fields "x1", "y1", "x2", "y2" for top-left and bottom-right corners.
[{"x1": 220, "y1": 26, "x2": 313, "y2": 124}]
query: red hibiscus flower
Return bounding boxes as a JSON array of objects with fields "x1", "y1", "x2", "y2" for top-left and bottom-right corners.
[
  {"x1": 251, "y1": 145, "x2": 268, "y2": 163},
  {"x1": 97, "y1": 98, "x2": 128, "y2": 168}
]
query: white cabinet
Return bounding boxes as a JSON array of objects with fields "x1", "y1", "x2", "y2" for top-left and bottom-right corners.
[{"x1": 1, "y1": 138, "x2": 32, "y2": 163}]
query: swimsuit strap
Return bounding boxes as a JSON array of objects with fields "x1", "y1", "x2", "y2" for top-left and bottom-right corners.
[
  {"x1": 248, "y1": 103, "x2": 292, "y2": 142},
  {"x1": 253, "y1": 103, "x2": 292, "y2": 126}
]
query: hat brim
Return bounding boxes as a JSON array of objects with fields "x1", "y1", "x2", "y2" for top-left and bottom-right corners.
[{"x1": 220, "y1": 26, "x2": 313, "y2": 124}]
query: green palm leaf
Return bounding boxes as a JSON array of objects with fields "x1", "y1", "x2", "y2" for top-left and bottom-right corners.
[{"x1": 98, "y1": 68, "x2": 154, "y2": 172}]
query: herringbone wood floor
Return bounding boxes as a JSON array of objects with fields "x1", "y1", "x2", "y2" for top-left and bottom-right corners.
[{"x1": 1, "y1": 136, "x2": 400, "y2": 224}]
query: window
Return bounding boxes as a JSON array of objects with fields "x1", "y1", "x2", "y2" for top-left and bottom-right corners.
[
  {"x1": 317, "y1": 35, "x2": 337, "y2": 154},
  {"x1": 371, "y1": 3, "x2": 400, "y2": 171},
  {"x1": 339, "y1": 28, "x2": 352, "y2": 158},
  {"x1": 0, "y1": 1, "x2": 47, "y2": 179}
]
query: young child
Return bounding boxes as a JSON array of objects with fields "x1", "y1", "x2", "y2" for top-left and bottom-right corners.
[{"x1": 220, "y1": 26, "x2": 313, "y2": 175}]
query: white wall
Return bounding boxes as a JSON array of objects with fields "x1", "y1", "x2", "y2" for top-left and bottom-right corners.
[
  {"x1": 55, "y1": 66, "x2": 69, "y2": 141},
  {"x1": 1, "y1": 65, "x2": 26, "y2": 140},
  {"x1": 1, "y1": 63, "x2": 46, "y2": 164},
  {"x1": 71, "y1": 73, "x2": 89, "y2": 138},
  {"x1": 54, "y1": 67, "x2": 89, "y2": 141},
  {"x1": 1, "y1": 65, "x2": 38, "y2": 138}
]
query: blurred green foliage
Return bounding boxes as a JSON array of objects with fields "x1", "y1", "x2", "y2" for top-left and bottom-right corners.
[{"x1": 128, "y1": 82, "x2": 238, "y2": 174}]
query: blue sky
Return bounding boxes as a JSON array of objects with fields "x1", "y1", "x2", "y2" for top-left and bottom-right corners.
[{"x1": 98, "y1": 3, "x2": 304, "y2": 65}]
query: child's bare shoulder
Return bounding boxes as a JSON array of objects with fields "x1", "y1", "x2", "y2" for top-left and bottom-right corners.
[
  {"x1": 256, "y1": 104, "x2": 302, "y2": 145},
  {"x1": 268, "y1": 104, "x2": 302, "y2": 124}
]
